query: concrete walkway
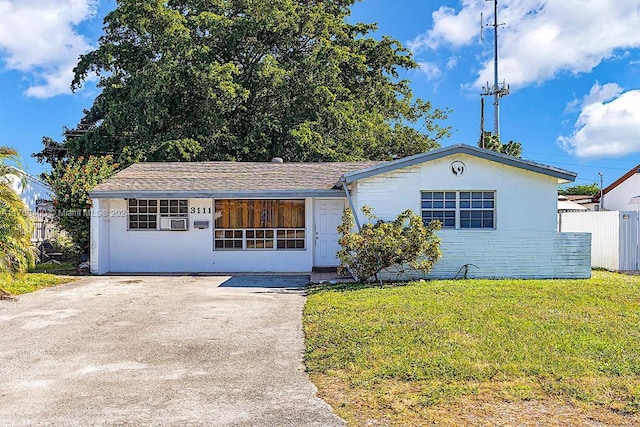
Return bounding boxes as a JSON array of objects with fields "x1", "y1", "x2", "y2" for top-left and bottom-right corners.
[{"x1": 0, "y1": 275, "x2": 344, "y2": 426}]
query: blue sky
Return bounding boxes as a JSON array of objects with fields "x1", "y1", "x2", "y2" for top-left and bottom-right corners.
[{"x1": 2, "y1": 0, "x2": 639, "y2": 188}]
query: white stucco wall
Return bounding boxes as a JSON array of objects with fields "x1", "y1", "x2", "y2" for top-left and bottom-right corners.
[
  {"x1": 90, "y1": 199, "x2": 111, "y2": 274},
  {"x1": 353, "y1": 153, "x2": 591, "y2": 279},
  {"x1": 93, "y1": 198, "x2": 315, "y2": 273},
  {"x1": 603, "y1": 172, "x2": 640, "y2": 211},
  {"x1": 352, "y1": 153, "x2": 559, "y2": 231}
]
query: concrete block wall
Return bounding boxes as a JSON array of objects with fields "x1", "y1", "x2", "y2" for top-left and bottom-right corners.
[{"x1": 380, "y1": 231, "x2": 592, "y2": 280}]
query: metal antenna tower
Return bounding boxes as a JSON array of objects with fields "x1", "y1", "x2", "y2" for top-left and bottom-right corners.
[{"x1": 481, "y1": 0, "x2": 509, "y2": 137}]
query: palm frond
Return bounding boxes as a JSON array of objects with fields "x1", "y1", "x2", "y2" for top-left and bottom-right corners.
[{"x1": 0, "y1": 147, "x2": 35, "y2": 273}]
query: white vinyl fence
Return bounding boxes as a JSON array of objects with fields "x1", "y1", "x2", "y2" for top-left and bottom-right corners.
[
  {"x1": 559, "y1": 211, "x2": 639, "y2": 271},
  {"x1": 620, "y1": 211, "x2": 640, "y2": 271}
]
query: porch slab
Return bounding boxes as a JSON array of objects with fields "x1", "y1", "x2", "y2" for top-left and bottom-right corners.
[{"x1": 309, "y1": 270, "x2": 353, "y2": 284}]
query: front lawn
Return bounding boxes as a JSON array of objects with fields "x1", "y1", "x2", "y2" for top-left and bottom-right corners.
[
  {"x1": 29, "y1": 262, "x2": 78, "y2": 275},
  {"x1": 304, "y1": 271, "x2": 640, "y2": 425},
  {"x1": 1, "y1": 271, "x2": 77, "y2": 296}
]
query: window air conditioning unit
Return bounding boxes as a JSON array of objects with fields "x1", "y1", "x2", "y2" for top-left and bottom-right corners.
[{"x1": 169, "y1": 218, "x2": 188, "y2": 231}]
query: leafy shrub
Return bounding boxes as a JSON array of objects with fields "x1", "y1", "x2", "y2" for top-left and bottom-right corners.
[
  {"x1": 46, "y1": 156, "x2": 117, "y2": 249},
  {"x1": 337, "y1": 206, "x2": 441, "y2": 283},
  {"x1": 46, "y1": 229, "x2": 78, "y2": 261}
]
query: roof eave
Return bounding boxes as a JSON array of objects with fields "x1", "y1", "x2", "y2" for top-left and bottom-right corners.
[
  {"x1": 89, "y1": 189, "x2": 345, "y2": 199},
  {"x1": 7, "y1": 166, "x2": 51, "y2": 188}
]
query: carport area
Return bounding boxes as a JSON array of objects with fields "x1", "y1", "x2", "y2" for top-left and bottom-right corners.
[{"x1": 0, "y1": 275, "x2": 344, "y2": 426}]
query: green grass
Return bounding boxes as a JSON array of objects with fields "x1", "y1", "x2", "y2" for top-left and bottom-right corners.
[
  {"x1": 29, "y1": 262, "x2": 78, "y2": 275},
  {"x1": 1, "y1": 272, "x2": 77, "y2": 295},
  {"x1": 304, "y1": 272, "x2": 640, "y2": 425}
]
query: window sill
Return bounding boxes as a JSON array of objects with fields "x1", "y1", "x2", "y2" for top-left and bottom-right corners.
[
  {"x1": 213, "y1": 248, "x2": 307, "y2": 252},
  {"x1": 438, "y1": 228, "x2": 497, "y2": 231}
]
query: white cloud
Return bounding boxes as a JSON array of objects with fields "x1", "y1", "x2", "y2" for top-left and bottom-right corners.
[
  {"x1": 408, "y1": 4, "x2": 483, "y2": 51},
  {"x1": 0, "y1": 0, "x2": 97, "y2": 98},
  {"x1": 417, "y1": 62, "x2": 442, "y2": 80},
  {"x1": 558, "y1": 83, "x2": 640, "y2": 158},
  {"x1": 581, "y1": 82, "x2": 623, "y2": 107},
  {"x1": 446, "y1": 57, "x2": 459, "y2": 70},
  {"x1": 409, "y1": 0, "x2": 640, "y2": 90}
]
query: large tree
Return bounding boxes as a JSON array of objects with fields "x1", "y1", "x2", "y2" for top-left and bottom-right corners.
[
  {"x1": 58, "y1": 0, "x2": 449, "y2": 166},
  {"x1": 558, "y1": 184, "x2": 600, "y2": 196}
]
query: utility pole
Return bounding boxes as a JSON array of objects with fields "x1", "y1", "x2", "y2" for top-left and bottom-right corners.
[
  {"x1": 598, "y1": 172, "x2": 604, "y2": 210},
  {"x1": 481, "y1": 0, "x2": 509, "y2": 137}
]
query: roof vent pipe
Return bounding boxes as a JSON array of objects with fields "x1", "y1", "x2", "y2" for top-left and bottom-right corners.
[{"x1": 271, "y1": 157, "x2": 284, "y2": 163}]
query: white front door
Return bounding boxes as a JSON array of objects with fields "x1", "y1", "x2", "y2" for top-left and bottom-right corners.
[{"x1": 314, "y1": 199, "x2": 346, "y2": 267}]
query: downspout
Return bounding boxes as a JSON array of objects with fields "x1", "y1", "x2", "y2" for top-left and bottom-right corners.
[{"x1": 341, "y1": 178, "x2": 361, "y2": 231}]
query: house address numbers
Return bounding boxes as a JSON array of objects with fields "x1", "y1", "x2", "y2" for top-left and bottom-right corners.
[{"x1": 190, "y1": 206, "x2": 213, "y2": 214}]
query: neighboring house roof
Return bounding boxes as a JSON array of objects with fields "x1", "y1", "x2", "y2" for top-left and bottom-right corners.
[
  {"x1": 557, "y1": 196, "x2": 588, "y2": 211},
  {"x1": 91, "y1": 144, "x2": 577, "y2": 199},
  {"x1": 594, "y1": 164, "x2": 640, "y2": 201},
  {"x1": 563, "y1": 195, "x2": 598, "y2": 206},
  {"x1": 6, "y1": 166, "x2": 49, "y2": 188},
  {"x1": 6, "y1": 167, "x2": 52, "y2": 211},
  {"x1": 340, "y1": 144, "x2": 576, "y2": 185},
  {"x1": 564, "y1": 195, "x2": 596, "y2": 201},
  {"x1": 90, "y1": 161, "x2": 380, "y2": 198}
]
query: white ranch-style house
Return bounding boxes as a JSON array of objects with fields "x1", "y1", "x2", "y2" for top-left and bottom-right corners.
[
  {"x1": 595, "y1": 164, "x2": 640, "y2": 211},
  {"x1": 560, "y1": 164, "x2": 640, "y2": 272},
  {"x1": 89, "y1": 144, "x2": 591, "y2": 278}
]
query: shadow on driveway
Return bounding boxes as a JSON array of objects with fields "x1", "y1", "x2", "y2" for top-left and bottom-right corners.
[{"x1": 219, "y1": 275, "x2": 309, "y2": 289}]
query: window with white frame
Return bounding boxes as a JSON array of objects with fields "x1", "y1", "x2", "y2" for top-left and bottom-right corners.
[
  {"x1": 159, "y1": 199, "x2": 188, "y2": 217},
  {"x1": 128, "y1": 199, "x2": 158, "y2": 230},
  {"x1": 421, "y1": 191, "x2": 456, "y2": 228},
  {"x1": 421, "y1": 191, "x2": 495, "y2": 229},
  {"x1": 459, "y1": 191, "x2": 495, "y2": 228},
  {"x1": 128, "y1": 199, "x2": 189, "y2": 230}
]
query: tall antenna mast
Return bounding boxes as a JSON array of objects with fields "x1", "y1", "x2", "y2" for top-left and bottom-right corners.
[
  {"x1": 480, "y1": 97, "x2": 485, "y2": 148},
  {"x1": 481, "y1": 0, "x2": 509, "y2": 137}
]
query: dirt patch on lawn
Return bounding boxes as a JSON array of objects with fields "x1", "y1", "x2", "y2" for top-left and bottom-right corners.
[
  {"x1": 0, "y1": 288, "x2": 16, "y2": 301},
  {"x1": 442, "y1": 400, "x2": 638, "y2": 427},
  {"x1": 311, "y1": 374, "x2": 640, "y2": 427},
  {"x1": 622, "y1": 271, "x2": 640, "y2": 276}
]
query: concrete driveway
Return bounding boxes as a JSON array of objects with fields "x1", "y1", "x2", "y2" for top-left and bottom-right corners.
[{"x1": 0, "y1": 275, "x2": 344, "y2": 426}]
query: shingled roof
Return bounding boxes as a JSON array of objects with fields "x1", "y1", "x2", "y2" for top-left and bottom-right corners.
[
  {"x1": 90, "y1": 144, "x2": 578, "y2": 199},
  {"x1": 90, "y1": 161, "x2": 379, "y2": 198}
]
